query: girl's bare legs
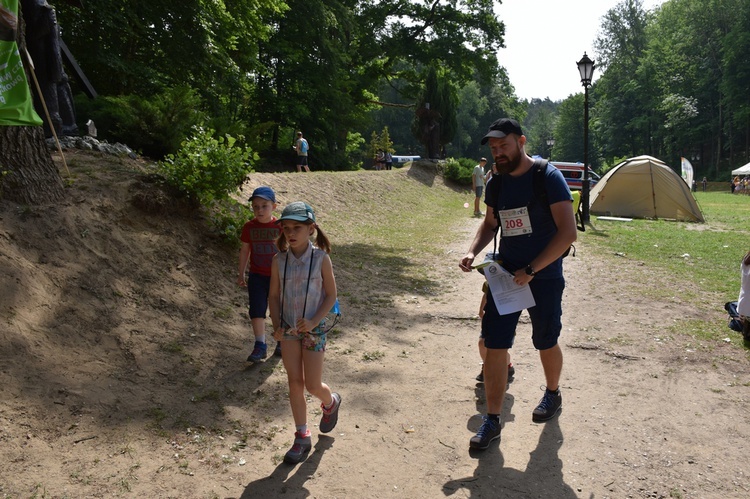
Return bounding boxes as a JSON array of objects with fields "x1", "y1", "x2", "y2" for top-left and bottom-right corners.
[{"x1": 281, "y1": 340, "x2": 333, "y2": 427}]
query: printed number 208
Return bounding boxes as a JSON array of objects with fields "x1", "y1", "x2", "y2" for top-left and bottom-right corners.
[{"x1": 505, "y1": 219, "x2": 524, "y2": 229}]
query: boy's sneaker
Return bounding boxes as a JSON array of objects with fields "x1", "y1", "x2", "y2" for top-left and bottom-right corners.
[
  {"x1": 532, "y1": 387, "x2": 562, "y2": 422},
  {"x1": 247, "y1": 341, "x2": 267, "y2": 362},
  {"x1": 469, "y1": 416, "x2": 502, "y2": 450},
  {"x1": 283, "y1": 430, "x2": 312, "y2": 464},
  {"x1": 274, "y1": 341, "x2": 282, "y2": 357},
  {"x1": 319, "y1": 392, "x2": 341, "y2": 433},
  {"x1": 475, "y1": 363, "x2": 515, "y2": 384}
]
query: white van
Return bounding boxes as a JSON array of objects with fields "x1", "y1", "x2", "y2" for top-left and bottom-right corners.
[{"x1": 550, "y1": 161, "x2": 600, "y2": 191}]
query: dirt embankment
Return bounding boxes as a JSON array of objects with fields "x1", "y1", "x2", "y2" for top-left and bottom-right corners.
[{"x1": 1, "y1": 151, "x2": 749, "y2": 499}]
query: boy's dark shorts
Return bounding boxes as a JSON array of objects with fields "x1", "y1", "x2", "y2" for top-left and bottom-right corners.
[
  {"x1": 481, "y1": 277, "x2": 565, "y2": 350},
  {"x1": 247, "y1": 272, "x2": 271, "y2": 319},
  {"x1": 297, "y1": 155, "x2": 308, "y2": 166},
  {"x1": 475, "y1": 186, "x2": 483, "y2": 198}
]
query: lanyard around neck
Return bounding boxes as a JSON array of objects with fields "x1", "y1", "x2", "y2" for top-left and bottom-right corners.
[{"x1": 280, "y1": 247, "x2": 315, "y2": 329}]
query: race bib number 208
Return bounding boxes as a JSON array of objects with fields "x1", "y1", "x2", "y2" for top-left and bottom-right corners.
[{"x1": 498, "y1": 207, "x2": 533, "y2": 236}]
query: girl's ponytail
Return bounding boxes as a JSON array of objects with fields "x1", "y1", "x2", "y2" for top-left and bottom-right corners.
[{"x1": 314, "y1": 225, "x2": 331, "y2": 254}]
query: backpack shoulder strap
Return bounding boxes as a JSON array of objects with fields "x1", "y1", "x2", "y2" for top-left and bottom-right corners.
[{"x1": 532, "y1": 158, "x2": 550, "y2": 209}]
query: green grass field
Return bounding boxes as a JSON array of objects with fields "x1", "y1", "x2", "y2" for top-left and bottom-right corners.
[{"x1": 586, "y1": 192, "x2": 749, "y2": 299}]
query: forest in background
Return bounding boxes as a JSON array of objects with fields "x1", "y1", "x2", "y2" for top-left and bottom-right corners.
[{"x1": 53, "y1": 0, "x2": 750, "y2": 179}]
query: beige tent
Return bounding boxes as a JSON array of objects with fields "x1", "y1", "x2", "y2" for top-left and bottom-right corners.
[{"x1": 589, "y1": 155, "x2": 704, "y2": 222}]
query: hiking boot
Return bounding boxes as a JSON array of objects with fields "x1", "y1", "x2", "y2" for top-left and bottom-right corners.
[
  {"x1": 319, "y1": 392, "x2": 341, "y2": 433},
  {"x1": 283, "y1": 430, "x2": 312, "y2": 464},
  {"x1": 274, "y1": 341, "x2": 282, "y2": 357},
  {"x1": 247, "y1": 341, "x2": 267, "y2": 362},
  {"x1": 469, "y1": 416, "x2": 501, "y2": 450},
  {"x1": 475, "y1": 363, "x2": 514, "y2": 384},
  {"x1": 532, "y1": 387, "x2": 562, "y2": 422}
]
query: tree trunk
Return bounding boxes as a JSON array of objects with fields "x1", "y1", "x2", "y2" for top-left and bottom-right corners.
[
  {"x1": 0, "y1": 2, "x2": 64, "y2": 204},
  {"x1": 0, "y1": 126, "x2": 65, "y2": 203}
]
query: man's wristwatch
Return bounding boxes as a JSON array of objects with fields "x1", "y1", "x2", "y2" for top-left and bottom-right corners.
[{"x1": 524, "y1": 265, "x2": 537, "y2": 276}]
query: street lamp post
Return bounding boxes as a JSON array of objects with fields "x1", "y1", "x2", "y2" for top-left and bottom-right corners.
[
  {"x1": 546, "y1": 137, "x2": 555, "y2": 160},
  {"x1": 577, "y1": 52, "x2": 595, "y2": 224}
]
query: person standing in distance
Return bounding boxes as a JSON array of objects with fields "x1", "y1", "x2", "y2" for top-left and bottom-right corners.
[
  {"x1": 295, "y1": 131, "x2": 311, "y2": 172},
  {"x1": 472, "y1": 157, "x2": 488, "y2": 217},
  {"x1": 459, "y1": 118, "x2": 577, "y2": 450}
]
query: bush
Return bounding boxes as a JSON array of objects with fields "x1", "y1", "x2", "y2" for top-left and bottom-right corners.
[
  {"x1": 74, "y1": 86, "x2": 205, "y2": 159},
  {"x1": 208, "y1": 200, "x2": 254, "y2": 246},
  {"x1": 443, "y1": 157, "x2": 475, "y2": 186},
  {"x1": 157, "y1": 126, "x2": 258, "y2": 205}
]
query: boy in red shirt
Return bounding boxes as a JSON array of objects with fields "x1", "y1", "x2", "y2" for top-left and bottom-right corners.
[{"x1": 238, "y1": 186, "x2": 281, "y2": 361}]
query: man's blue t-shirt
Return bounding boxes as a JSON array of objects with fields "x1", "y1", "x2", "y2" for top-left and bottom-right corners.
[{"x1": 484, "y1": 163, "x2": 572, "y2": 279}]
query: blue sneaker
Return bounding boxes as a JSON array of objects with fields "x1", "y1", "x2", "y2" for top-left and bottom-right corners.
[
  {"x1": 247, "y1": 341, "x2": 267, "y2": 362},
  {"x1": 470, "y1": 416, "x2": 501, "y2": 450},
  {"x1": 532, "y1": 387, "x2": 562, "y2": 422}
]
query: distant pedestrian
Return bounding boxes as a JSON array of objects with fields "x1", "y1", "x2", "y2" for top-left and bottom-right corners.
[
  {"x1": 295, "y1": 132, "x2": 311, "y2": 172},
  {"x1": 384, "y1": 151, "x2": 393, "y2": 170},
  {"x1": 472, "y1": 157, "x2": 488, "y2": 217},
  {"x1": 702, "y1": 177, "x2": 708, "y2": 192},
  {"x1": 270, "y1": 202, "x2": 341, "y2": 464}
]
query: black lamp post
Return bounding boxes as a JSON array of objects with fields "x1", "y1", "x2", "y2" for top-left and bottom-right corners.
[
  {"x1": 577, "y1": 52, "x2": 595, "y2": 224},
  {"x1": 546, "y1": 137, "x2": 555, "y2": 160}
]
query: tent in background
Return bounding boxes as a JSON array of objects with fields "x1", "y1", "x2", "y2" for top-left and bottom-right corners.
[
  {"x1": 731, "y1": 162, "x2": 750, "y2": 176},
  {"x1": 589, "y1": 155, "x2": 704, "y2": 222}
]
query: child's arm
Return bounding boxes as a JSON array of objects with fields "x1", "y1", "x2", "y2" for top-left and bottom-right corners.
[
  {"x1": 237, "y1": 242, "x2": 251, "y2": 286},
  {"x1": 268, "y1": 256, "x2": 284, "y2": 340},
  {"x1": 296, "y1": 254, "x2": 338, "y2": 333}
]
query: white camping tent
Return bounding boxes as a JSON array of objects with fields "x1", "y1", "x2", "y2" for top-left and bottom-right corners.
[
  {"x1": 731, "y1": 162, "x2": 750, "y2": 176},
  {"x1": 589, "y1": 155, "x2": 704, "y2": 222}
]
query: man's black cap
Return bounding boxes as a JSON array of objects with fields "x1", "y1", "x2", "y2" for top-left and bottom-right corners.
[{"x1": 480, "y1": 118, "x2": 524, "y2": 145}]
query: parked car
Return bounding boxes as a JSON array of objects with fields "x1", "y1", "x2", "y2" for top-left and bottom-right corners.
[{"x1": 550, "y1": 161, "x2": 600, "y2": 191}]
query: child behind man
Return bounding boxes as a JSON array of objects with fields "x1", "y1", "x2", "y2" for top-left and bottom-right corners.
[{"x1": 237, "y1": 186, "x2": 281, "y2": 362}]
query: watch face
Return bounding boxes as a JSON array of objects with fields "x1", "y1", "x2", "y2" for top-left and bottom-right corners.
[{"x1": 526, "y1": 266, "x2": 534, "y2": 275}]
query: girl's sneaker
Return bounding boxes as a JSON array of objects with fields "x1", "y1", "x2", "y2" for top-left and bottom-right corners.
[
  {"x1": 319, "y1": 392, "x2": 341, "y2": 433},
  {"x1": 283, "y1": 430, "x2": 312, "y2": 464}
]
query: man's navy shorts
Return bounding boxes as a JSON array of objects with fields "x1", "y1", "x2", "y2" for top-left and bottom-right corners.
[
  {"x1": 247, "y1": 272, "x2": 271, "y2": 319},
  {"x1": 481, "y1": 276, "x2": 565, "y2": 350}
]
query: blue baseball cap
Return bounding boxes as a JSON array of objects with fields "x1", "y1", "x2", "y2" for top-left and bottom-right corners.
[
  {"x1": 249, "y1": 186, "x2": 276, "y2": 203},
  {"x1": 278, "y1": 201, "x2": 316, "y2": 223}
]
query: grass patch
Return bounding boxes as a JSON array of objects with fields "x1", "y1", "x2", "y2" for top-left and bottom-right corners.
[{"x1": 586, "y1": 192, "x2": 750, "y2": 300}]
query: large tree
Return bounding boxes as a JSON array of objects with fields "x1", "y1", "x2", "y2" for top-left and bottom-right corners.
[{"x1": 0, "y1": 3, "x2": 64, "y2": 204}]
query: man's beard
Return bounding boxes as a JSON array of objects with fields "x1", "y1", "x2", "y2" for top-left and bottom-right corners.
[{"x1": 493, "y1": 152, "x2": 522, "y2": 175}]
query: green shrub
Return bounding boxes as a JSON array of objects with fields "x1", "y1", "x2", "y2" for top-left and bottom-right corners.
[
  {"x1": 157, "y1": 126, "x2": 258, "y2": 205},
  {"x1": 74, "y1": 86, "x2": 205, "y2": 158},
  {"x1": 208, "y1": 200, "x2": 254, "y2": 246},
  {"x1": 443, "y1": 157, "x2": 474, "y2": 185}
]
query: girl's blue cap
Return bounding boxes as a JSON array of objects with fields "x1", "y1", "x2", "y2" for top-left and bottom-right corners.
[{"x1": 278, "y1": 201, "x2": 316, "y2": 223}]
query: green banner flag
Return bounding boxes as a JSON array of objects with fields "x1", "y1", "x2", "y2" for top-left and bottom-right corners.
[{"x1": 0, "y1": 0, "x2": 43, "y2": 126}]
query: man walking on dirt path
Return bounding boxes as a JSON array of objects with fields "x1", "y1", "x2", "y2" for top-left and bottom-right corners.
[
  {"x1": 459, "y1": 118, "x2": 577, "y2": 450},
  {"x1": 472, "y1": 157, "x2": 487, "y2": 217}
]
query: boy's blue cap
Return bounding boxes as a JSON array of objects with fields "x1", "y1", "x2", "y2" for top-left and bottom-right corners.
[
  {"x1": 278, "y1": 201, "x2": 316, "y2": 223},
  {"x1": 249, "y1": 186, "x2": 276, "y2": 203}
]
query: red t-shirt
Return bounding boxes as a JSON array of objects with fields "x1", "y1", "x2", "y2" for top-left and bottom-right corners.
[{"x1": 240, "y1": 218, "x2": 280, "y2": 276}]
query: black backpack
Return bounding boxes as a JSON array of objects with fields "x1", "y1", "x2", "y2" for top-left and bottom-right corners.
[{"x1": 486, "y1": 158, "x2": 577, "y2": 258}]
